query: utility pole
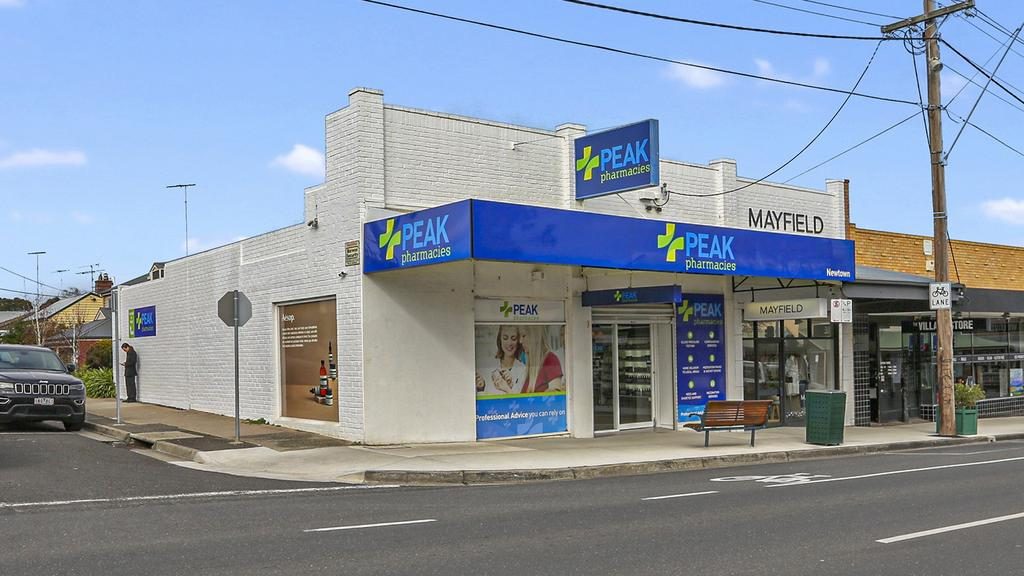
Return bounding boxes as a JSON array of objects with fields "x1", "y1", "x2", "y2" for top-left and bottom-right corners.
[
  {"x1": 27, "y1": 251, "x2": 45, "y2": 345},
  {"x1": 166, "y1": 184, "x2": 196, "y2": 256},
  {"x1": 882, "y1": 0, "x2": 974, "y2": 437}
]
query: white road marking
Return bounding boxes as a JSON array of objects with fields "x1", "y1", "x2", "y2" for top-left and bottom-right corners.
[
  {"x1": 304, "y1": 519, "x2": 437, "y2": 533},
  {"x1": 642, "y1": 490, "x2": 719, "y2": 501},
  {"x1": 767, "y1": 455, "x2": 1024, "y2": 488},
  {"x1": 0, "y1": 485, "x2": 399, "y2": 509},
  {"x1": 878, "y1": 512, "x2": 1024, "y2": 544}
]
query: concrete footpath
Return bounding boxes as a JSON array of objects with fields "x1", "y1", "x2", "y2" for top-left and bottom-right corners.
[{"x1": 85, "y1": 398, "x2": 1024, "y2": 485}]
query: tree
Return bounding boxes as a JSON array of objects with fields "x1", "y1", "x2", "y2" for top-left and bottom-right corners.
[
  {"x1": 86, "y1": 340, "x2": 113, "y2": 369},
  {"x1": 0, "y1": 320, "x2": 30, "y2": 344},
  {"x1": 0, "y1": 297, "x2": 32, "y2": 311}
]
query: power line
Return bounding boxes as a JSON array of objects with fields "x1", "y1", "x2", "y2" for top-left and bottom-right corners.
[
  {"x1": 945, "y1": 64, "x2": 1024, "y2": 114},
  {"x1": 795, "y1": 0, "x2": 903, "y2": 20},
  {"x1": 0, "y1": 287, "x2": 60, "y2": 299},
  {"x1": 750, "y1": 0, "x2": 883, "y2": 27},
  {"x1": 783, "y1": 112, "x2": 919, "y2": 183},
  {"x1": 0, "y1": 265, "x2": 61, "y2": 293},
  {"x1": 973, "y1": 8, "x2": 1024, "y2": 50},
  {"x1": 944, "y1": 109, "x2": 1024, "y2": 158},
  {"x1": 562, "y1": 0, "x2": 893, "y2": 40},
  {"x1": 940, "y1": 38, "x2": 1024, "y2": 109},
  {"x1": 955, "y1": 10, "x2": 1024, "y2": 61},
  {"x1": 944, "y1": 23, "x2": 1022, "y2": 161},
  {"x1": 361, "y1": 1, "x2": 920, "y2": 106},
  {"x1": 911, "y1": 50, "x2": 931, "y2": 146},
  {"x1": 670, "y1": 40, "x2": 885, "y2": 198}
]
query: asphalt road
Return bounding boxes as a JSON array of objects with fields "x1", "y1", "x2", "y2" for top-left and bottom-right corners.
[{"x1": 2, "y1": 425, "x2": 1023, "y2": 576}]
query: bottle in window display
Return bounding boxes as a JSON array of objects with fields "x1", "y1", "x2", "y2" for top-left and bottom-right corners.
[{"x1": 328, "y1": 341, "x2": 337, "y2": 381}]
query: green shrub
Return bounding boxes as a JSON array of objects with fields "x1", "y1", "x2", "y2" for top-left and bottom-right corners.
[
  {"x1": 86, "y1": 340, "x2": 113, "y2": 369},
  {"x1": 76, "y1": 367, "x2": 115, "y2": 398},
  {"x1": 954, "y1": 382, "x2": 986, "y2": 409}
]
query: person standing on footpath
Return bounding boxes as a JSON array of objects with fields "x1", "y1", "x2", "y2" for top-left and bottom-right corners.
[{"x1": 120, "y1": 343, "x2": 138, "y2": 403}]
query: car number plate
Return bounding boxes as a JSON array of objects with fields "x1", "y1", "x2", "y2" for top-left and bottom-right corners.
[{"x1": 33, "y1": 397, "x2": 55, "y2": 406}]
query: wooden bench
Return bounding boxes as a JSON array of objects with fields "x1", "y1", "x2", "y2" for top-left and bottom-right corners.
[{"x1": 683, "y1": 400, "x2": 772, "y2": 447}]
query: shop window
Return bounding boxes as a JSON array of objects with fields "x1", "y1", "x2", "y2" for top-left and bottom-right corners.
[{"x1": 278, "y1": 298, "x2": 339, "y2": 423}]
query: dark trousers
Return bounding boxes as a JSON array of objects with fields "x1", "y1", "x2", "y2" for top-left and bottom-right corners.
[{"x1": 125, "y1": 375, "x2": 137, "y2": 401}]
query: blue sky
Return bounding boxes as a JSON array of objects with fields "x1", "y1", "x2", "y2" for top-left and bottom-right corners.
[{"x1": 2, "y1": 0, "x2": 1024, "y2": 298}]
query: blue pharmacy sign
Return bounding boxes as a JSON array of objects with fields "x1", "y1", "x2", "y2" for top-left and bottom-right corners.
[
  {"x1": 362, "y1": 199, "x2": 856, "y2": 282},
  {"x1": 128, "y1": 306, "x2": 156, "y2": 338},
  {"x1": 574, "y1": 120, "x2": 660, "y2": 200},
  {"x1": 476, "y1": 394, "x2": 568, "y2": 440},
  {"x1": 471, "y1": 200, "x2": 855, "y2": 282},
  {"x1": 677, "y1": 294, "x2": 725, "y2": 423},
  {"x1": 582, "y1": 285, "x2": 681, "y2": 307},
  {"x1": 363, "y1": 200, "x2": 473, "y2": 273}
]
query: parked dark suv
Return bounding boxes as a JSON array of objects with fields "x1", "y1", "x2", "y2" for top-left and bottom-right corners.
[{"x1": 0, "y1": 344, "x2": 87, "y2": 431}]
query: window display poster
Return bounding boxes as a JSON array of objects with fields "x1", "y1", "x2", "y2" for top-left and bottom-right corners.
[
  {"x1": 1011, "y1": 368, "x2": 1024, "y2": 397},
  {"x1": 279, "y1": 299, "x2": 339, "y2": 422},
  {"x1": 677, "y1": 294, "x2": 726, "y2": 423},
  {"x1": 474, "y1": 324, "x2": 568, "y2": 439}
]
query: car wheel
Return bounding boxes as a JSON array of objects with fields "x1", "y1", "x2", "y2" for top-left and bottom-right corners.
[{"x1": 64, "y1": 421, "x2": 83, "y2": 432}]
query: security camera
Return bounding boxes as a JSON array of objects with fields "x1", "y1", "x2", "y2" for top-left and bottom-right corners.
[
  {"x1": 639, "y1": 198, "x2": 662, "y2": 213},
  {"x1": 307, "y1": 218, "x2": 318, "y2": 228}
]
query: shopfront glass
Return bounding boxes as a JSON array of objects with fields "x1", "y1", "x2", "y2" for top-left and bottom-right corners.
[
  {"x1": 743, "y1": 319, "x2": 837, "y2": 426},
  {"x1": 902, "y1": 316, "x2": 1024, "y2": 406},
  {"x1": 591, "y1": 323, "x2": 656, "y2": 431},
  {"x1": 278, "y1": 298, "x2": 339, "y2": 422},
  {"x1": 618, "y1": 325, "x2": 653, "y2": 427}
]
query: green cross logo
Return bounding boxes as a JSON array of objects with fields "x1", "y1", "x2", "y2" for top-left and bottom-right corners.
[
  {"x1": 576, "y1": 145, "x2": 599, "y2": 181},
  {"x1": 678, "y1": 299, "x2": 694, "y2": 322},
  {"x1": 657, "y1": 223, "x2": 685, "y2": 262},
  {"x1": 613, "y1": 290, "x2": 622, "y2": 302},
  {"x1": 500, "y1": 301, "x2": 512, "y2": 317},
  {"x1": 378, "y1": 219, "x2": 402, "y2": 260}
]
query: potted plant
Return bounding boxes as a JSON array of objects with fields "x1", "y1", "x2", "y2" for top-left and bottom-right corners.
[{"x1": 953, "y1": 382, "x2": 985, "y2": 435}]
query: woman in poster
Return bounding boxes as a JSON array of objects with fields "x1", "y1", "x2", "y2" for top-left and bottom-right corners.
[
  {"x1": 475, "y1": 325, "x2": 526, "y2": 395},
  {"x1": 519, "y1": 325, "x2": 565, "y2": 393}
]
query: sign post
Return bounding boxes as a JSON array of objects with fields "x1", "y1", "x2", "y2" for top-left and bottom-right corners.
[{"x1": 218, "y1": 290, "x2": 252, "y2": 443}]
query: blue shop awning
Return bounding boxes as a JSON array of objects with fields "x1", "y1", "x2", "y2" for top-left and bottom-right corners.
[{"x1": 363, "y1": 199, "x2": 856, "y2": 282}]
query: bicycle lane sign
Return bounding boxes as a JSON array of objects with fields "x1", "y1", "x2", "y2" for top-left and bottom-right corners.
[
  {"x1": 930, "y1": 282, "x2": 951, "y2": 310},
  {"x1": 709, "y1": 473, "x2": 831, "y2": 485}
]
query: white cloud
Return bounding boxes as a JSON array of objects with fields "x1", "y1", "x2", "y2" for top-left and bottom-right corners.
[
  {"x1": 70, "y1": 211, "x2": 95, "y2": 225},
  {"x1": 664, "y1": 63, "x2": 726, "y2": 89},
  {"x1": 270, "y1": 144, "x2": 325, "y2": 177},
  {"x1": 981, "y1": 198, "x2": 1024, "y2": 224},
  {"x1": 0, "y1": 0, "x2": 26, "y2": 8},
  {"x1": 0, "y1": 148, "x2": 87, "y2": 169},
  {"x1": 813, "y1": 57, "x2": 830, "y2": 78},
  {"x1": 941, "y1": 72, "x2": 969, "y2": 101},
  {"x1": 754, "y1": 58, "x2": 777, "y2": 77}
]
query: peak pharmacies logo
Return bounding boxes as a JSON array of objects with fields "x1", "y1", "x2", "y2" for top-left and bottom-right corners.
[
  {"x1": 657, "y1": 223, "x2": 737, "y2": 273},
  {"x1": 500, "y1": 301, "x2": 540, "y2": 319},
  {"x1": 378, "y1": 214, "x2": 451, "y2": 265},
  {"x1": 613, "y1": 290, "x2": 639, "y2": 303},
  {"x1": 575, "y1": 138, "x2": 651, "y2": 184},
  {"x1": 678, "y1": 298, "x2": 724, "y2": 328}
]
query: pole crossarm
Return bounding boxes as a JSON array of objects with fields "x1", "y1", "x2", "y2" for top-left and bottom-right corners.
[{"x1": 881, "y1": 0, "x2": 974, "y2": 34}]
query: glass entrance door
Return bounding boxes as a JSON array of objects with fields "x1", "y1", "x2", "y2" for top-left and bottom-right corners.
[
  {"x1": 592, "y1": 325, "x2": 616, "y2": 431},
  {"x1": 618, "y1": 325, "x2": 653, "y2": 427},
  {"x1": 591, "y1": 323, "x2": 655, "y2": 431}
]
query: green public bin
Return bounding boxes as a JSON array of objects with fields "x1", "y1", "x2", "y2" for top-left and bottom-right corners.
[{"x1": 805, "y1": 390, "x2": 846, "y2": 446}]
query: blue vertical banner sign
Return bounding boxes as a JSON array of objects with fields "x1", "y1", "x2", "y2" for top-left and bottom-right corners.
[
  {"x1": 677, "y1": 294, "x2": 725, "y2": 423},
  {"x1": 574, "y1": 120, "x2": 659, "y2": 200},
  {"x1": 128, "y1": 306, "x2": 157, "y2": 338}
]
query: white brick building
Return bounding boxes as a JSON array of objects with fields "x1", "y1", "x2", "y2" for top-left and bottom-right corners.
[{"x1": 115, "y1": 87, "x2": 856, "y2": 444}]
